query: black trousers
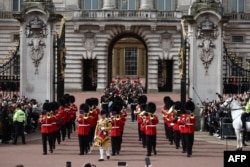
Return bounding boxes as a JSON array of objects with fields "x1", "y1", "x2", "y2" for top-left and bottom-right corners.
[
  {"x1": 183, "y1": 133, "x2": 194, "y2": 155},
  {"x1": 130, "y1": 105, "x2": 137, "y2": 122},
  {"x1": 146, "y1": 135, "x2": 156, "y2": 155},
  {"x1": 111, "y1": 136, "x2": 120, "y2": 154},
  {"x1": 13, "y1": 122, "x2": 25, "y2": 144},
  {"x1": 78, "y1": 135, "x2": 89, "y2": 154},
  {"x1": 42, "y1": 133, "x2": 53, "y2": 154},
  {"x1": 174, "y1": 130, "x2": 181, "y2": 148}
]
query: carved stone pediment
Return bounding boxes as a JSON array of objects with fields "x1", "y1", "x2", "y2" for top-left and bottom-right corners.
[
  {"x1": 25, "y1": 16, "x2": 47, "y2": 38},
  {"x1": 83, "y1": 31, "x2": 96, "y2": 58}
]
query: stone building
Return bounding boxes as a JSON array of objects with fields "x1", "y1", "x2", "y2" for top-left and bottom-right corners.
[{"x1": 0, "y1": 0, "x2": 250, "y2": 103}]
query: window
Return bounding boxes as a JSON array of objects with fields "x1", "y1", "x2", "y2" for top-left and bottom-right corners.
[
  {"x1": 80, "y1": 0, "x2": 99, "y2": 10},
  {"x1": 125, "y1": 47, "x2": 137, "y2": 75},
  {"x1": 13, "y1": 0, "x2": 23, "y2": 11},
  {"x1": 121, "y1": 0, "x2": 136, "y2": 10},
  {"x1": 232, "y1": 35, "x2": 244, "y2": 43},
  {"x1": 157, "y1": 0, "x2": 172, "y2": 11},
  {"x1": 232, "y1": 0, "x2": 244, "y2": 13}
]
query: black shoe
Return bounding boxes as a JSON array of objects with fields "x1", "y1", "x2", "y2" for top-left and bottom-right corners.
[
  {"x1": 22, "y1": 142, "x2": 26, "y2": 144},
  {"x1": 79, "y1": 153, "x2": 84, "y2": 155},
  {"x1": 107, "y1": 156, "x2": 110, "y2": 159},
  {"x1": 43, "y1": 152, "x2": 47, "y2": 155},
  {"x1": 50, "y1": 149, "x2": 53, "y2": 153},
  {"x1": 146, "y1": 153, "x2": 151, "y2": 156},
  {"x1": 182, "y1": 150, "x2": 186, "y2": 153},
  {"x1": 98, "y1": 159, "x2": 104, "y2": 161},
  {"x1": 117, "y1": 151, "x2": 119, "y2": 155},
  {"x1": 187, "y1": 154, "x2": 191, "y2": 157}
]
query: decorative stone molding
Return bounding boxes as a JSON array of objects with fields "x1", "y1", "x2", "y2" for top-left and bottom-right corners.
[
  {"x1": 196, "y1": 17, "x2": 218, "y2": 73},
  {"x1": 28, "y1": 37, "x2": 46, "y2": 74},
  {"x1": 82, "y1": 30, "x2": 96, "y2": 58},
  {"x1": 160, "y1": 31, "x2": 173, "y2": 59},
  {"x1": 26, "y1": 16, "x2": 47, "y2": 74},
  {"x1": 25, "y1": 16, "x2": 47, "y2": 38}
]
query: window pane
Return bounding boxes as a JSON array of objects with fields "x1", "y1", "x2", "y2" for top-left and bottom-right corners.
[
  {"x1": 92, "y1": 0, "x2": 99, "y2": 9},
  {"x1": 84, "y1": 0, "x2": 91, "y2": 9},
  {"x1": 239, "y1": 0, "x2": 245, "y2": 12},
  {"x1": 166, "y1": 0, "x2": 172, "y2": 11},
  {"x1": 129, "y1": 0, "x2": 135, "y2": 10},
  {"x1": 125, "y1": 47, "x2": 137, "y2": 75},
  {"x1": 121, "y1": 0, "x2": 128, "y2": 9},
  {"x1": 231, "y1": 0, "x2": 238, "y2": 12},
  {"x1": 13, "y1": 0, "x2": 19, "y2": 11},
  {"x1": 157, "y1": 0, "x2": 164, "y2": 10}
]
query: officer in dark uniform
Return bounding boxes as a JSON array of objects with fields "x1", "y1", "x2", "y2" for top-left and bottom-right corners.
[
  {"x1": 12, "y1": 103, "x2": 26, "y2": 144},
  {"x1": 128, "y1": 91, "x2": 139, "y2": 122}
]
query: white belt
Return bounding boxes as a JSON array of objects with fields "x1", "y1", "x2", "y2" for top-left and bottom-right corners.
[
  {"x1": 79, "y1": 124, "x2": 89, "y2": 127},
  {"x1": 146, "y1": 125, "x2": 156, "y2": 127},
  {"x1": 42, "y1": 124, "x2": 52, "y2": 126},
  {"x1": 112, "y1": 126, "x2": 119, "y2": 129},
  {"x1": 102, "y1": 102, "x2": 109, "y2": 104},
  {"x1": 51, "y1": 122, "x2": 56, "y2": 125},
  {"x1": 186, "y1": 123, "x2": 194, "y2": 125}
]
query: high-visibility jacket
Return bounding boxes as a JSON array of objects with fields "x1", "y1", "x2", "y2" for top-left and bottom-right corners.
[{"x1": 13, "y1": 109, "x2": 26, "y2": 124}]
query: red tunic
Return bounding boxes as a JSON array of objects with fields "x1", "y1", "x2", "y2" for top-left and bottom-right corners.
[
  {"x1": 76, "y1": 114, "x2": 93, "y2": 135},
  {"x1": 38, "y1": 113, "x2": 54, "y2": 134},
  {"x1": 178, "y1": 113, "x2": 196, "y2": 133},
  {"x1": 145, "y1": 115, "x2": 159, "y2": 135}
]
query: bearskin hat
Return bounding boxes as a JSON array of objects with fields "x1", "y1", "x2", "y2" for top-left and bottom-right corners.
[
  {"x1": 185, "y1": 100, "x2": 195, "y2": 112},
  {"x1": 138, "y1": 95, "x2": 147, "y2": 105},
  {"x1": 146, "y1": 102, "x2": 156, "y2": 113},
  {"x1": 69, "y1": 95, "x2": 75, "y2": 103},
  {"x1": 174, "y1": 101, "x2": 182, "y2": 111},
  {"x1": 43, "y1": 102, "x2": 49, "y2": 111},
  {"x1": 85, "y1": 98, "x2": 94, "y2": 107},
  {"x1": 112, "y1": 101, "x2": 122, "y2": 114},
  {"x1": 59, "y1": 97, "x2": 65, "y2": 107},
  {"x1": 79, "y1": 103, "x2": 89, "y2": 114},
  {"x1": 91, "y1": 98, "x2": 99, "y2": 106}
]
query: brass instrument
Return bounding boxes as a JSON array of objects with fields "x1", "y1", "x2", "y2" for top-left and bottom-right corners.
[
  {"x1": 190, "y1": 113, "x2": 195, "y2": 119},
  {"x1": 150, "y1": 113, "x2": 155, "y2": 119},
  {"x1": 115, "y1": 114, "x2": 121, "y2": 120},
  {"x1": 46, "y1": 112, "x2": 52, "y2": 118},
  {"x1": 167, "y1": 105, "x2": 177, "y2": 117},
  {"x1": 83, "y1": 113, "x2": 89, "y2": 119}
]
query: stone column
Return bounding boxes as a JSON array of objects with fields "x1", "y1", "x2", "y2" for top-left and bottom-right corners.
[
  {"x1": 14, "y1": 0, "x2": 61, "y2": 103},
  {"x1": 102, "y1": 0, "x2": 116, "y2": 9},
  {"x1": 184, "y1": 1, "x2": 228, "y2": 102},
  {"x1": 140, "y1": 0, "x2": 154, "y2": 10}
]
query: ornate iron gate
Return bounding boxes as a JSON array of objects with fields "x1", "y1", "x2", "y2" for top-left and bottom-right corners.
[
  {"x1": 223, "y1": 42, "x2": 250, "y2": 94},
  {"x1": 0, "y1": 41, "x2": 20, "y2": 97}
]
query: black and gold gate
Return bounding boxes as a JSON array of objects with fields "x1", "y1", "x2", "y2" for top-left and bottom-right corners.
[
  {"x1": 223, "y1": 42, "x2": 250, "y2": 94},
  {"x1": 0, "y1": 41, "x2": 20, "y2": 96},
  {"x1": 55, "y1": 17, "x2": 66, "y2": 100}
]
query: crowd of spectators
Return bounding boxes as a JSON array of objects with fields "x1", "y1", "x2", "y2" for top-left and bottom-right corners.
[
  {"x1": 0, "y1": 92, "x2": 42, "y2": 144},
  {"x1": 198, "y1": 92, "x2": 250, "y2": 140}
]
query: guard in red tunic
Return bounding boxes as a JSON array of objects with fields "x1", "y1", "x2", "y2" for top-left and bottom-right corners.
[
  {"x1": 76, "y1": 103, "x2": 94, "y2": 155},
  {"x1": 162, "y1": 96, "x2": 174, "y2": 140},
  {"x1": 69, "y1": 95, "x2": 78, "y2": 132},
  {"x1": 109, "y1": 103, "x2": 123, "y2": 156},
  {"x1": 38, "y1": 102, "x2": 54, "y2": 155},
  {"x1": 56, "y1": 98, "x2": 67, "y2": 141},
  {"x1": 144, "y1": 102, "x2": 159, "y2": 156},
  {"x1": 178, "y1": 100, "x2": 196, "y2": 157}
]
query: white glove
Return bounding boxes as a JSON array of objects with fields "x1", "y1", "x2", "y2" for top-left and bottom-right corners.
[{"x1": 101, "y1": 127, "x2": 105, "y2": 131}]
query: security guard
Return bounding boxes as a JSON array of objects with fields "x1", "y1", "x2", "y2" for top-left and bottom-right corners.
[{"x1": 12, "y1": 103, "x2": 26, "y2": 144}]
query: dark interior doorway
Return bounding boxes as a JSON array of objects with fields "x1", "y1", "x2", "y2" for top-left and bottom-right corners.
[
  {"x1": 82, "y1": 59, "x2": 97, "y2": 91},
  {"x1": 158, "y1": 60, "x2": 173, "y2": 92}
]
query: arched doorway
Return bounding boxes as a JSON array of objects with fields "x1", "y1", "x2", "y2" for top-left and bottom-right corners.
[{"x1": 107, "y1": 33, "x2": 148, "y2": 92}]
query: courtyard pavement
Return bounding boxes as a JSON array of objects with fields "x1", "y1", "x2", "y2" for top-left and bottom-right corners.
[{"x1": 0, "y1": 92, "x2": 248, "y2": 167}]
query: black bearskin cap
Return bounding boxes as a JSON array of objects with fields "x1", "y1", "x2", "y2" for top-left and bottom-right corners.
[
  {"x1": 85, "y1": 98, "x2": 94, "y2": 107},
  {"x1": 138, "y1": 95, "x2": 147, "y2": 105},
  {"x1": 69, "y1": 95, "x2": 75, "y2": 103},
  {"x1": 91, "y1": 98, "x2": 99, "y2": 106},
  {"x1": 43, "y1": 102, "x2": 50, "y2": 111},
  {"x1": 100, "y1": 109, "x2": 106, "y2": 115},
  {"x1": 112, "y1": 101, "x2": 122, "y2": 114},
  {"x1": 146, "y1": 102, "x2": 156, "y2": 113},
  {"x1": 185, "y1": 100, "x2": 195, "y2": 112},
  {"x1": 174, "y1": 101, "x2": 182, "y2": 111},
  {"x1": 59, "y1": 98, "x2": 65, "y2": 107},
  {"x1": 79, "y1": 103, "x2": 89, "y2": 114},
  {"x1": 163, "y1": 96, "x2": 171, "y2": 105}
]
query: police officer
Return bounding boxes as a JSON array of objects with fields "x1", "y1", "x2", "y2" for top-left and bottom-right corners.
[
  {"x1": 12, "y1": 103, "x2": 26, "y2": 144},
  {"x1": 241, "y1": 99, "x2": 250, "y2": 146}
]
